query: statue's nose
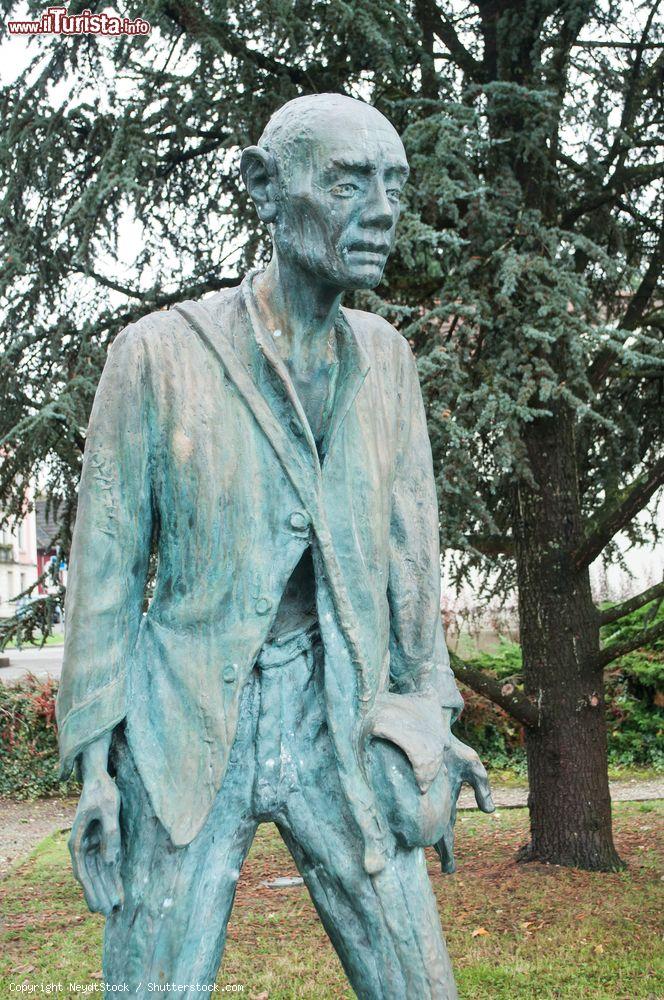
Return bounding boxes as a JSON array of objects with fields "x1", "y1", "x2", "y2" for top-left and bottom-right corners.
[{"x1": 360, "y1": 180, "x2": 394, "y2": 229}]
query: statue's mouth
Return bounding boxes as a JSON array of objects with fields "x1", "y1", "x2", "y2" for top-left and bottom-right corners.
[{"x1": 347, "y1": 240, "x2": 390, "y2": 258}]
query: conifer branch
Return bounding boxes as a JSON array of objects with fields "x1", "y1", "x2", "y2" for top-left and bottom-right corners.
[
  {"x1": 597, "y1": 619, "x2": 664, "y2": 668},
  {"x1": 86, "y1": 270, "x2": 143, "y2": 299},
  {"x1": 599, "y1": 579, "x2": 664, "y2": 626},
  {"x1": 561, "y1": 162, "x2": 664, "y2": 228},
  {"x1": 603, "y1": 0, "x2": 662, "y2": 171},
  {"x1": 426, "y1": 3, "x2": 485, "y2": 82},
  {"x1": 588, "y1": 225, "x2": 664, "y2": 389},
  {"x1": 465, "y1": 534, "x2": 515, "y2": 557},
  {"x1": 574, "y1": 456, "x2": 664, "y2": 571},
  {"x1": 449, "y1": 653, "x2": 539, "y2": 728},
  {"x1": 162, "y1": 0, "x2": 316, "y2": 87},
  {"x1": 571, "y1": 40, "x2": 664, "y2": 49}
]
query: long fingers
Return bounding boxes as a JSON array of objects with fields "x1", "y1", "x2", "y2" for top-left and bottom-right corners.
[
  {"x1": 70, "y1": 822, "x2": 105, "y2": 913},
  {"x1": 69, "y1": 819, "x2": 123, "y2": 915},
  {"x1": 434, "y1": 822, "x2": 457, "y2": 874},
  {"x1": 86, "y1": 845, "x2": 114, "y2": 915},
  {"x1": 100, "y1": 817, "x2": 124, "y2": 912},
  {"x1": 466, "y1": 759, "x2": 495, "y2": 813}
]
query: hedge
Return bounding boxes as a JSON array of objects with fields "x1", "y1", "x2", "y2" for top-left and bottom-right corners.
[{"x1": 1, "y1": 602, "x2": 661, "y2": 797}]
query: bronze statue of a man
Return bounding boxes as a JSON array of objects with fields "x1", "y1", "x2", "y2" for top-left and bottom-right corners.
[{"x1": 57, "y1": 93, "x2": 493, "y2": 999}]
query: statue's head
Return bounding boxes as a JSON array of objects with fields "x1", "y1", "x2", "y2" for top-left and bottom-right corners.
[{"x1": 241, "y1": 94, "x2": 408, "y2": 291}]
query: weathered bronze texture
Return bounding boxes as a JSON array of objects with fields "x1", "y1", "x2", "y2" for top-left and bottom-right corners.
[{"x1": 57, "y1": 93, "x2": 493, "y2": 999}]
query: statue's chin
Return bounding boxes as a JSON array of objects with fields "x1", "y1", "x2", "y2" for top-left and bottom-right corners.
[
  {"x1": 345, "y1": 273, "x2": 385, "y2": 292},
  {"x1": 338, "y1": 264, "x2": 386, "y2": 292},
  {"x1": 277, "y1": 255, "x2": 387, "y2": 294}
]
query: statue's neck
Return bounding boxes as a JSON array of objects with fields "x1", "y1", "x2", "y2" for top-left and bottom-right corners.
[{"x1": 252, "y1": 257, "x2": 342, "y2": 371}]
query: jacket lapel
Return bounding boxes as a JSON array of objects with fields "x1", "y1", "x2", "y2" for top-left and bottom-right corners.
[
  {"x1": 173, "y1": 285, "x2": 371, "y2": 686},
  {"x1": 172, "y1": 298, "x2": 321, "y2": 518},
  {"x1": 241, "y1": 274, "x2": 322, "y2": 472},
  {"x1": 320, "y1": 308, "x2": 371, "y2": 462}
]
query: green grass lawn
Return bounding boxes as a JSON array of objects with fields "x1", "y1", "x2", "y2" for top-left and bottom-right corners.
[
  {"x1": 1, "y1": 802, "x2": 662, "y2": 999},
  {"x1": 2, "y1": 632, "x2": 64, "y2": 650}
]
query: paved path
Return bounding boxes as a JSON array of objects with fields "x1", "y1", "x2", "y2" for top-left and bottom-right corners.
[
  {"x1": 0, "y1": 797, "x2": 77, "y2": 878},
  {"x1": 1, "y1": 778, "x2": 661, "y2": 880},
  {"x1": 0, "y1": 643, "x2": 64, "y2": 683},
  {"x1": 457, "y1": 776, "x2": 664, "y2": 810}
]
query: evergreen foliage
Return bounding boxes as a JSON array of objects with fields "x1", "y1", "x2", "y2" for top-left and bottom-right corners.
[
  {"x1": 1, "y1": 0, "x2": 661, "y2": 570},
  {"x1": 1, "y1": 0, "x2": 662, "y2": 867}
]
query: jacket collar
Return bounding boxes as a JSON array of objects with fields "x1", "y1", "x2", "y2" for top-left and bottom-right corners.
[{"x1": 241, "y1": 269, "x2": 371, "y2": 467}]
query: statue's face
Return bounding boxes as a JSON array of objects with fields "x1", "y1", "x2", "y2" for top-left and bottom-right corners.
[{"x1": 273, "y1": 111, "x2": 409, "y2": 291}]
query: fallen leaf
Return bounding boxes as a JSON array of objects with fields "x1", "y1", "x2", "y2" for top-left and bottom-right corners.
[
  {"x1": 594, "y1": 944, "x2": 604, "y2": 954},
  {"x1": 471, "y1": 927, "x2": 489, "y2": 937}
]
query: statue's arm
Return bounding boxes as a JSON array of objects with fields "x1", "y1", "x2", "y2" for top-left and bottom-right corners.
[
  {"x1": 387, "y1": 342, "x2": 494, "y2": 872},
  {"x1": 56, "y1": 323, "x2": 154, "y2": 909},
  {"x1": 56, "y1": 321, "x2": 154, "y2": 778},
  {"x1": 386, "y1": 342, "x2": 463, "y2": 720}
]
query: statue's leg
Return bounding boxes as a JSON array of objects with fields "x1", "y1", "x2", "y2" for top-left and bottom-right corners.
[
  {"x1": 280, "y1": 822, "x2": 457, "y2": 1000},
  {"x1": 275, "y1": 645, "x2": 458, "y2": 1000},
  {"x1": 103, "y1": 678, "x2": 260, "y2": 995}
]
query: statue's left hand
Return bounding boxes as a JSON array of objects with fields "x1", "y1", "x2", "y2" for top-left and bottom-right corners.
[
  {"x1": 434, "y1": 735, "x2": 495, "y2": 873},
  {"x1": 69, "y1": 770, "x2": 124, "y2": 915}
]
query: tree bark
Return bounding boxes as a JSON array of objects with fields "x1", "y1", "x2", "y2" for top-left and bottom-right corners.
[{"x1": 513, "y1": 406, "x2": 624, "y2": 871}]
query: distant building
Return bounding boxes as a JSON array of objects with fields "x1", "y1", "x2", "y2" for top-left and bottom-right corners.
[{"x1": 0, "y1": 501, "x2": 38, "y2": 618}]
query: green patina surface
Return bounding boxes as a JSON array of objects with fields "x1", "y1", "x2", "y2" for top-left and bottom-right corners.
[{"x1": 55, "y1": 95, "x2": 493, "y2": 997}]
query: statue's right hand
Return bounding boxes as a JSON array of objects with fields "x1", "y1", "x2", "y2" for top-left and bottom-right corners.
[{"x1": 69, "y1": 770, "x2": 124, "y2": 915}]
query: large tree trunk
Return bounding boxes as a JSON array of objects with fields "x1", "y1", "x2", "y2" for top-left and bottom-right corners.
[{"x1": 513, "y1": 406, "x2": 623, "y2": 871}]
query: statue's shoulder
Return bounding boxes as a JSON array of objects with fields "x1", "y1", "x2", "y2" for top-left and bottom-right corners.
[
  {"x1": 342, "y1": 307, "x2": 412, "y2": 367},
  {"x1": 113, "y1": 285, "x2": 241, "y2": 356}
]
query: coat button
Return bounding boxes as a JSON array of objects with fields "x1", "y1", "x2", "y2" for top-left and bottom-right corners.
[
  {"x1": 222, "y1": 664, "x2": 237, "y2": 683},
  {"x1": 255, "y1": 597, "x2": 272, "y2": 615},
  {"x1": 289, "y1": 510, "x2": 310, "y2": 531}
]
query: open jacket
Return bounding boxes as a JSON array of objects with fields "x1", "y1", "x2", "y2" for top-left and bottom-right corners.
[{"x1": 56, "y1": 272, "x2": 463, "y2": 868}]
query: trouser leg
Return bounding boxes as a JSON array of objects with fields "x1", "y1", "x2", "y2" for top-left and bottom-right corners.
[
  {"x1": 280, "y1": 825, "x2": 456, "y2": 999},
  {"x1": 103, "y1": 678, "x2": 260, "y2": 995},
  {"x1": 273, "y1": 644, "x2": 458, "y2": 1000}
]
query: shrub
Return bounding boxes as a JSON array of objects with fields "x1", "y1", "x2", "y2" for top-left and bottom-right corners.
[
  {"x1": 602, "y1": 602, "x2": 664, "y2": 769},
  {"x1": 0, "y1": 674, "x2": 78, "y2": 798},
  {"x1": 454, "y1": 602, "x2": 663, "y2": 771}
]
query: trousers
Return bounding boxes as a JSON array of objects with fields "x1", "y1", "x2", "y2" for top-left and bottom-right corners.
[{"x1": 103, "y1": 630, "x2": 458, "y2": 999}]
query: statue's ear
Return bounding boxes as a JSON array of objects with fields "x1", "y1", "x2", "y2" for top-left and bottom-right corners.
[{"x1": 240, "y1": 145, "x2": 279, "y2": 223}]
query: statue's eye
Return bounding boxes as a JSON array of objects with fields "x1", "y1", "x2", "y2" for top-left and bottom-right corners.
[
  {"x1": 386, "y1": 188, "x2": 402, "y2": 202},
  {"x1": 330, "y1": 183, "x2": 359, "y2": 197}
]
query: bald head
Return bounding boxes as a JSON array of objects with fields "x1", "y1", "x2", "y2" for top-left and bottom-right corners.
[{"x1": 257, "y1": 94, "x2": 402, "y2": 178}]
